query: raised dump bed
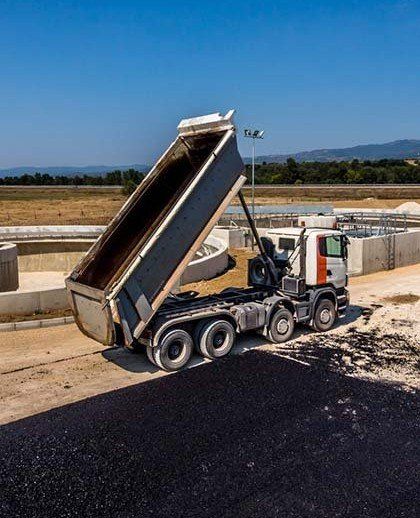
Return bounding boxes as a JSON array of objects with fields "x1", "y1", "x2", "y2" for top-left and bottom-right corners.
[{"x1": 66, "y1": 111, "x2": 246, "y2": 346}]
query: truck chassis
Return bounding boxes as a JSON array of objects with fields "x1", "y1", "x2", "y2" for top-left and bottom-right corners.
[{"x1": 136, "y1": 277, "x2": 348, "y2": 371}]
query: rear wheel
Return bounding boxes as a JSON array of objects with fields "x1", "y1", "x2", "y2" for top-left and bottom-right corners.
[
  {"x1": 268, "y1": 308, "x2": 294, "y2": 343},
  {"x1": 195, "y1": 319, "x2": 236, "y2": 359},
  {"x1": 147, "y1": 328, "x2": 193, "y2": 371},
  {"x1": 311, "y1": 299, "x2": 336, "y2": 332}
]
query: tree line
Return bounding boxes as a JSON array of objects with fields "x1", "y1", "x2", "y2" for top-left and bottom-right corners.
[
  {"x1": 245, "y1": 158, "x2": 420, "y2": 184},
  {"x1": 0, "y1": 160, "x2": 419, "y2": 191},
  {"x1": 0, "y1": 169, "x2": 145, "y2": 194}
]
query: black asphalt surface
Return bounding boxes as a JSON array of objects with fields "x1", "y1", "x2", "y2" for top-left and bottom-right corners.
[{"x1": 1, "y1": 349, "x2": 419, "y2": 518}]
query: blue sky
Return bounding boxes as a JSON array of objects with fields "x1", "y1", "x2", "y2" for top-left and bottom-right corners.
[{"x1": 1, "y1": 0, "x2": 419, "y2": 167}]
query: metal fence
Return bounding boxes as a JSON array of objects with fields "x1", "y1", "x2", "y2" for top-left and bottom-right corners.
[{"x1": 219, "y1": 211, "x2": 420, "y2": 234}]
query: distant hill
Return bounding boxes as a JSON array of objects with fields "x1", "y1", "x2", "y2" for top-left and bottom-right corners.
[
  {"x1": 2, "y1": 139, "x2": 420, "y2": 178},
  {"x1": 0, "y1": 164, "x2": 149, "y2": 178},
  {"x1": 246, "y1": 139, "x2": 420, "y2": 164}
]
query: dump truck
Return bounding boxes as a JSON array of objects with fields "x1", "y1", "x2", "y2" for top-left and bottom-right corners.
[{"x1": 66, "y1": 110, "x2": 349, "y2": 371}]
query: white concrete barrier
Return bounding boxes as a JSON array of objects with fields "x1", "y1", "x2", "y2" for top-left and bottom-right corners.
[
  {"x1": 180, "y1": 235, "x2": 228, "y2": 285},
  {"x1": 0, "y1": 225, "x2": 105, "y2": 241},
  {"x1": 17, "y1": 240, "x2": 93, "y2": 272},
  {"x1": 0, "y1": 287, "x2": 68, "y2": 316},
  {"x1": 348, "y1": 229, "x2": 420, "y2": 276},
  {"x1": 0, "y1": 229, "x2": 229, "y2": 316},
  {"x1": 212, "y1": 226, "x2": 250, "y2": 248}
]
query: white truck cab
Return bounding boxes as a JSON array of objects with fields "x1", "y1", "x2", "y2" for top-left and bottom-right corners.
[{"x1": 266, "y1": 226, "x2": 348, "y2": 289}]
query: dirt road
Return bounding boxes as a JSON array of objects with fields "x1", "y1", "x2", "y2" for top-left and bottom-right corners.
[{"x1": 0, "y1": 263, "x2": 419, "y2": 425}]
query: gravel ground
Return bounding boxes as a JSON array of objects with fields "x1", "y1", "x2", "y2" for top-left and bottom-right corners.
[
  {"x1": 0, "y1": 347, "x2": 418, "y2": 518},
  {"x1": 269, "y1": 300, "x2": 420, "y2": 390},
  {"x1": 0, "y1": 264, "x2": 419, "y2": 517}
]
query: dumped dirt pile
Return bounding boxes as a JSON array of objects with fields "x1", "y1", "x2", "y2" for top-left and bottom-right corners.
[{"x1": 396, "y1": 201, "x2": 420, "y2": 214}]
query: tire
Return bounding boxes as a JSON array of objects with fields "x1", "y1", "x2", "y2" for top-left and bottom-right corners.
[
  {"x1": 268, "y1": 307, "x2": 295, "y2": 343},
  {"x1": 195, "y1": 319, "x2": 236, "y2": 359},
  {"x1": 148, "y1": 329, "x2": 193, "y2": 371},
  {"x1": 193, "y1": 319, "x2": 208, "y2": 353},
  {"x1": 249, "y1": 256, "x2": 269, "y2": 285},
  {"x1": 311, "y1": 298, "x2": 337, "y2": 332}
]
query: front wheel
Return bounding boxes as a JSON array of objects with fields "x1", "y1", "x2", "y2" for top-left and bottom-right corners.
[
  {"x1": 311, "y1": 299, "x2": 337, "y2": 332},
  {"x1": 147, "y1": 328, "x2": 193, "y2": 371},
  {"x1": 267, "y1": 308, "x2": 295, "y2": 343}
]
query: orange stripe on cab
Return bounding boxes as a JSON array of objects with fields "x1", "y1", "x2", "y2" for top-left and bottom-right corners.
[{"x1": 317, "y1": 236, "x2": 327, "y2": 285}]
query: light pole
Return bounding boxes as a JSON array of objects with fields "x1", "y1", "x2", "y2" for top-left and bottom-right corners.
[{"x1": 244, "y1": 128, "x2": 264, "y2": 249}]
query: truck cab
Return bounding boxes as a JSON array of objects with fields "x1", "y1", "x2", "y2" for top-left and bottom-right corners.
[{"x1": 266, "y1": 226, "x2": 348, "y2": 289}]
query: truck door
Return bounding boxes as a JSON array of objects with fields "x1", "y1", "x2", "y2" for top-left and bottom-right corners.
[{"x1": 318, "y1": 234, "x2": 347, "y2": 288}]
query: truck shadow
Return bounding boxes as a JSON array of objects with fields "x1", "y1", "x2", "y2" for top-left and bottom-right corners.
[
  {"x1": 101, "y1": 304, "x2": 366, "y2": 374},
  {"x1": 1, "y1": 347, "x2": 418, "y2": 517}
]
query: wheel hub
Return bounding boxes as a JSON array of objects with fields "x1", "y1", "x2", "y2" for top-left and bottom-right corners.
[
  {"x1": 276, "y1": 318, "x2": 289, "y2": 335},
  {"x1": 168, "y1": 341, "x2": 183, "y2": 360},
  {"x1": 213, "y1": 331, "x2": 226, "y2": 349},
  {"x1": 320, "y1": 308, "x2": 331, "y2": 324}
]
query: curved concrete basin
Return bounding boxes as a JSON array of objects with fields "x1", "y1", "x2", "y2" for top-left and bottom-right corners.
[{"x1": 0, "y1": 226, "x2": 228, "y2": 316}]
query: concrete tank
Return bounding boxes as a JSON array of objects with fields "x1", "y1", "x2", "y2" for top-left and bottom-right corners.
[
  {"x1": 298, "y1": 215, "x2": 338, "y2": 229},
  {"x1": 0, "y1": 243, "x2": 19, "y2": 292}
]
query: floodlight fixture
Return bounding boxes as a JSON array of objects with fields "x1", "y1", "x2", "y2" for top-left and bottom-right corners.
[{"x1": 244, "y1": 129, "x2": 264, "y2": 139}]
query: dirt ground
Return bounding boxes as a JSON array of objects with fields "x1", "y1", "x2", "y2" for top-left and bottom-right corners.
[
  {"x1": 182, "y1": 248, "x2": 254, "y2": 295},
  {"x1": 0, "y1": 186, "x2": 418, "y2": 226},
  {"x1": 0, "y1": 258, "x2": 419, "y2": 425},
  {"x1": 0, "y1": 187, "x2": 124, "y2": 226}
]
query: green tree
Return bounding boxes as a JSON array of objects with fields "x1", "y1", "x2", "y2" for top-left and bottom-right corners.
[{"x1": 122, "y1": 179, "x2": 138, "y2": 195}]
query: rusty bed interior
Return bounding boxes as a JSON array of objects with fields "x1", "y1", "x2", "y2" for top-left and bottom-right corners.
[{"x1": 71, "y1": 131, "x2": 225, "y2": 291}]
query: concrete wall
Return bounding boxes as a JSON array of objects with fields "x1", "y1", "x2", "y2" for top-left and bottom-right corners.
[
  {"x1": 347, "y1": 229, "x2": 420, "y2": 276},
  {"x1": 347, "y1": 238, "x2": 364, "y2": 276},
  {"x1": 180, "y1": 235, "x2": 228, "y2": 285},
  {"x1": 0, "y1": 287, "x2": 68, "y2": 316},
  {"x1": 212, "y1": 226, "x2": 250, "y2": 248},
  {"x1": 394, "y1": 230, "x2": 420, "y2": 268},
  {"x1": 17, "y1": 240, "x2": 93, "y2": 272},
  {"x1": 0, "y1": 243, "x2": 19, "y2": 292},
  {"x1": 0, "y1": 225, "x2": 105, "y2": 242}
]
